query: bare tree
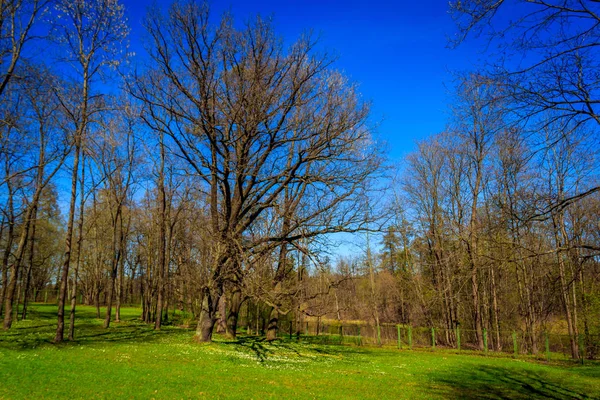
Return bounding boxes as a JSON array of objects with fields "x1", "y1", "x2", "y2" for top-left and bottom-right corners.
[
  {"x1": 0, "y1": 0, "x2": 49, "y2": 98},
  {"x1": 92, "y1": 102, "x2": 137, "y2": 329},
  {"x1": 2, "y1": 64, "x2": 67, "y2": 329},
  {"x1": 450, "y1": 0, "x2": 600, "y2": 208},
  {"x1": 51, "y1": 0, "x2": 128, "y2": 342},
  {"x1": 133, "y1": 1, "x2": 382, "y2": 342}
]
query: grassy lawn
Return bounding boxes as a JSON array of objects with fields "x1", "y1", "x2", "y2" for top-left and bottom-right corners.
[{"x1": 0, "y1": 304, "x2": 598, "y2": 399}]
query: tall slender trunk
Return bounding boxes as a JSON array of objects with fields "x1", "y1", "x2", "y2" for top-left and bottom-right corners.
[
  {"x1": 467, "y1": 134, "x2": 485, "y2": 351},
  {"x1": 116, "y1": 213, "x2": 130, "y2": 324},
  {"x1": 553, "y1": 214, "x2": 579, "y2": 359},
  {"x1": 68, "y1": 155, "x2": 86, "y2": 340},
  {"x1": 55, "y1": 71, "x2": 88, "y2": 342},
  {"x1": 143, "y1": 261, "x2": 152, "y2": 323},
  {"x1": 513, "y1": 224, "x2": 537, "y2": 353},
  {"x1": 255, "y1": 302, "x2": 260, "y2": 334},
  {"x1": 104, "y1": 201, "x2": 123, "y2": 328},
  {"x1": 4, "y1": 202, "x2": 38, "y2": 329},
  {"x1": 3, "y1": 140, "x2": 53, "y2": 329},
  {"x1": 525, "y1": 263, "x2": 539, "y2": 353},
  {"x1": 104, "y1": 231, "x2": 122, "y2": 329},
  {"x1": 20, "y1": 120, "x2": 52, "y2": 321},
  {"x1": 20, "y1": 206, "x2": 38, "y2": 320},
  {"x1": 0, "y1": 178, "x2": 15, "y2": 319},
  {"x1": 579, "y1": 267, "x2": 590, "y2": 358},
  {"x1": 367, "y1": 228, "x2": 381, "y2": 345},
  {"x1": 95, "y1": 287, "x2": 100, "y2": 318},
  {"x1": 14, "y1": 270, "x2": 23, "y2": 321},
  {"x1": 0, "y1": 215, "x2": 5, "y2": 310},
  {"x1": 468, "y1": 242, "x2": 483, "y2": 350},
  {"x1": 267, "y1": 238, "x2": 290, "y2": 340},
  {"x1": 562, "y1": 224, "x2": 580, "y2": 355},
  {"x1": 490, "y1": 264, "x2": 501, "y2": 351},
  {"x1": 154, "y1": 137, "x2": 167, "y2": 330},
  {"x1": 162, "y1": 220, "x2": 173, "y2": 324},
  {"x1": 115, "y1": 252, "x2": 124, "y2": 322}
]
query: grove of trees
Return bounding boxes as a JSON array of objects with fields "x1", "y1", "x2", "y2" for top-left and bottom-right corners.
[{"x1": 1, "y1": 0, "x2": 598, "y2": 360}]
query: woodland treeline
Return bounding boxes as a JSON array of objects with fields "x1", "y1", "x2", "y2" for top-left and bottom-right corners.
[{"x1": 0, "y1": 0, "x2": 598, "y2": 360}]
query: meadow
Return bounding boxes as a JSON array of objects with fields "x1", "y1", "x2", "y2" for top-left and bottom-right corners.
[{"x1": 0, "y1": 304, "x2": 598, "y2": 399}]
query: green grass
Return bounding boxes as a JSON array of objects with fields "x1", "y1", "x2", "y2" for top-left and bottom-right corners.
[{"x1": 0, "y1": 304, "x2": 599, "y2": 399}]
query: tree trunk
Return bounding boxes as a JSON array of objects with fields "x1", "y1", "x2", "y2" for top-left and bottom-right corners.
[
  {"x1": 490, "y1": 264, "x2": 502, "y2": 351},
  {"x1": 216, "y1": 295, "x2": 227, "y2": 333},
  {"x1": 4, "y1": 190, "x2": 42, "y2": 329},
  {"x1": 55, "y1": 66, "x2": 88, "y2": 342},
  {"x1": 95, "y1": 288, "x2": 101, "y2": 318},
  {"x1": 104, "y1": 192, "x2": 124, "y2": 329},
  {"x1": 154, "y1": 137, "x2": 167, "y2": 330},
  {"x1": 104, "y1": 266, "x2": 118, "y2": 329},
  {"x1": 225, "y1": 290, "x2": 242, "y2": 339},
  {"x1": 104, "y1": 232, "x2": 122, "y2": 328},
  {"x1": 553, "y1": 215, "x2": 579, "y2": 359},
  {"x1": 20, "y1": 205, "x2": 38, "y2": 320},
  {"x1": 195, "y1": 289, "x2": 218, "y2": 342},
  {"x1": 115, "y1": 253, "x2": 125, "y2": 323},
  {"x1": 54, "y1": 156, "x2": 79, "y2": 341},
  {"x1": 0, "y1": 179, "x2": 15, "y2": 319},
  {"x1": 468, "y1": 244, "x2": 484, "y2": 350},
  {"x1": 0, "y1": 215, "x2": 5, "y2": 318},
  {"x1": 68, "y1": 157, "x2": 86, "y2": 340},
  {"x1": 266, "y1": 307, "x2": 278, "y2": 341}
]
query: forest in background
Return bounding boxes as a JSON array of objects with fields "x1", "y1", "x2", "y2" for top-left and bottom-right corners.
[{"x1": 1, "y1": 0, "x2": 599, "y2": 361}]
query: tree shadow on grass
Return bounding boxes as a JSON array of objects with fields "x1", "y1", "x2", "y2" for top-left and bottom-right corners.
[
  {"x1": 0, "y1": 318, "x2": 191, "y2": 351},
  {"x1": 219, "y1": 336, "x2": 275, "y2": 362},
  {"x1": 220, "y1": 335, "x2": 367, "y2": 363},
  {"x1": 428, "y1": 364, "x2": 597, "y2": 399}
]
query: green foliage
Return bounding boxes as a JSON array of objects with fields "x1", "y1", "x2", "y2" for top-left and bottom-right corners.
[{"x1": 1, "y1": 304, "x2": 598, "y2": 399}]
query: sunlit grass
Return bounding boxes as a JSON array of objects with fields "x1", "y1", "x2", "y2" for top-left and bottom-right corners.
[{"x1": 0, "y1": 304, "x2": 598, "y2": 399}]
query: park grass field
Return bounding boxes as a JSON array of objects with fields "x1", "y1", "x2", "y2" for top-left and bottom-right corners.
[{"x1": 0, "y1": 304, "x2": 598, "y2": 399}]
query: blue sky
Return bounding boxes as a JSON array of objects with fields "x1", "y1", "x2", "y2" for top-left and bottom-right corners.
[
  {"x1": 123, "y1": 0, "x2": 486, "y2": 162},
  {"x1": 119, "y1": 0, "x2": 488, "y2": 257}
]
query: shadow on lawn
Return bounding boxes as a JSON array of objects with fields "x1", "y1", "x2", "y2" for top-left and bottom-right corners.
[
  {"x1": 221, "y1": 335, "x2": 364, "y2": 363},
  {"x1": 223, "y1": 336, "x2": 273, "y2": 362},
  {"x1": 0, "y1": 322, "x2": 188, "y2": 350},
  {"x1": 0, "y1": 305, "x2": 190, "y2": 350},
  {"x1": 429, "y1": 364, "x2": 595, "y2": 399}
]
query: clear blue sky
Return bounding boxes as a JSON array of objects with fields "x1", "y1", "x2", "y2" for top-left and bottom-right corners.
[{"x1": 123, "y1": 0, "x2": 485, "y2": 162}]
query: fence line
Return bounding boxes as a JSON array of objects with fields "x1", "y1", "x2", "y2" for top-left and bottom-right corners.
[
  {"x1": 26, "y1": 293, "x2": 598, "y2": 362},
  {"x1": 252, "y1": 319, "x2": 598, "y2": 363}
]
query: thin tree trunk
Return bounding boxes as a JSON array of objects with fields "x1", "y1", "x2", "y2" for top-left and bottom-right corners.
[
  {"x1": 20, "y1": 205, "x2": 38, "y2": 320},
  {"x1": 162, "y1": 220, "x2": 172, "y2": 324},
  {"x1": 115, "y1": 251, "x2": 125, "y2": 323},
  {"x1": 367, "y1": 228, "x2": 381, "y2": 346},
  {"x1": 68, "y1": 155, "x2": 86, "y2": 340},
  {"x1": 104, "y1": 243, "x2": 121, "y2": 328},
  {"x1": 579, "y1": 267, "x2": 590, "y2": 358},
  {"x1": 155, "y1": 137, "x2": 167, "y2": 330},
  {"x1": 490, "y1": 264, "x2": 501, "y2": 351},
  {"x1": 4, "y1": 186, "x2": 45, "y2": 329},
  {"x1": 95, "y1": 287, "x2": 100, "y2": 318},
  {"x1": 55, "y1": 132, "x2": 83, "y2": 342},
  {"x1": 553, "y1": 214, "x2": 579, "y2": 359},
  {"x1": 0, "y1": 179, "x2": 15, "y2": 319}
]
